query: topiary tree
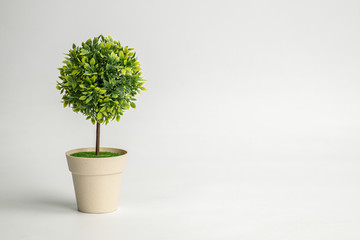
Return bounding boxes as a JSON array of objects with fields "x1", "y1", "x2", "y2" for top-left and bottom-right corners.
[{"x1": 57, "y1": 35, "x2": 146, "y2": 155}]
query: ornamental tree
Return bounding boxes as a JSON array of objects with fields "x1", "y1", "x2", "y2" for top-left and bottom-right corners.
[{"x1": 57, "y1": 35, "x2": 146, "y2": 155}]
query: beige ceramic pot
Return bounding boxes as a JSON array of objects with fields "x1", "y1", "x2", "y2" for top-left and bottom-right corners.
[{"x1": 66, "y1": 147, "x2": 128, "y2": 213}]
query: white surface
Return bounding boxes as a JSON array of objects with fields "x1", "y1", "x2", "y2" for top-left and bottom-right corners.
[{"x1": 1, "y1": 0, "x2": 360, "y2": 239}]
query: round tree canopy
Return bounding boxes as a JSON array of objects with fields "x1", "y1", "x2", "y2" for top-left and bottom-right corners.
[{"x1": 57, "y1": 35, "x2": 146, "y2": 124}]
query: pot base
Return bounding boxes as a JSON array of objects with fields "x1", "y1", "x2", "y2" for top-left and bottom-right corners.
[{"x1": 72, "y1": 173, "x2": 123, "y2": 213}]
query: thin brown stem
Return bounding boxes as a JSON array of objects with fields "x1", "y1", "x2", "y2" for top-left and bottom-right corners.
[{"x1": 96, "y1": 122, "x2": 100, "y2": 155}]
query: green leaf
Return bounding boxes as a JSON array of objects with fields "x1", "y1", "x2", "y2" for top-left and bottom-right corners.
[
  {"x1": 72, "y1": 43, "x2": 76, "y2": 49},
  {"x1": 90, "y1": 58, "x2": 95, "y2": 66},
  {"x1": 105, "y1": 43, "x2": 111, "y2": 49},
  {"x1": 97, "y1": 112, "x2": 102, "y2": 119},
  {"x1": 100, "y1": 89, "x2": 106, "y2": 94},
  {"x1": 79, "y1": 96, "x2": 86, "y2": 100},
  {"x1": 130, "y1": 102, "x2": 136, "y2": 108},
  {"x1": 80, "y1": 49, "x2": 89, "y2": 55},
  {"x1": 85, "y1": 97, "x2": 92, "y2": 103},
  {"x1": 91, "y1": 119, "x2": 95, "y2": 125},
  {"x1": 100, "y1": 107, "x2": 106, "y2": 112},
  {"x1": 56, "y1": 85, "x2": 61, "y2": 90},
  {"x1": 116, "y1": 115, "x2": 120, "y2": 122}
]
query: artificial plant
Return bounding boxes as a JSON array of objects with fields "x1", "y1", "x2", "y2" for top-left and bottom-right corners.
[{"x1": 57, "y1": 35, "x2": 146, "y2": 155}]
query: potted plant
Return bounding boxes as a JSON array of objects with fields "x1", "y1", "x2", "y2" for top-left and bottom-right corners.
[{"x1": 57, "y1": 35, "x2": 146, "y2": 213}]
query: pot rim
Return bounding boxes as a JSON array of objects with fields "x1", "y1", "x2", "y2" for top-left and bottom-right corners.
[{"x1": 66, "y1": 147, "x2": 128, "y2": 159}]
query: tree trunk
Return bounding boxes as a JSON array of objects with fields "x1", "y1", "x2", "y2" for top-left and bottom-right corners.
[{"x1": 96, "y1": 122, "x2": 100, "y2": 155}]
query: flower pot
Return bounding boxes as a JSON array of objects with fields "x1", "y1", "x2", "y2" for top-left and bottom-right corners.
[{"x1": 66, "y1": 147, "x2": 128, "y2": 213}]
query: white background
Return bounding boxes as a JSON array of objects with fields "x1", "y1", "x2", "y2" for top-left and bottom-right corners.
[{"x1": 1, "y1": 0, "x2": 360, "y2": 239}]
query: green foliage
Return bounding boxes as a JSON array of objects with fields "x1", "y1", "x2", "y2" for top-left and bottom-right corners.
[{"x1": 57, "y1": 35, "x2": 146, "y2": 124}]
